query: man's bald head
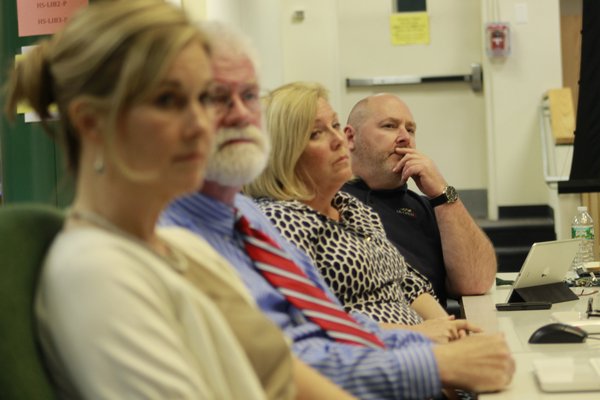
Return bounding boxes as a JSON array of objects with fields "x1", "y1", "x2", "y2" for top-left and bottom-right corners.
[{"x1": 346, "y1": 93, "x2": 408, "y2": 133}]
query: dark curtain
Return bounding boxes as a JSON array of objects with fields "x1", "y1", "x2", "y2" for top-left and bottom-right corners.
[{"x1": 570, "y1": 0, "x2": 600, "y2": 180}]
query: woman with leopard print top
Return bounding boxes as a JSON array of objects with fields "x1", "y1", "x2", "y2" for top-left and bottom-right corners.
[{"x1": 245, "y1": 82, "x2": 480, "y2": 343}]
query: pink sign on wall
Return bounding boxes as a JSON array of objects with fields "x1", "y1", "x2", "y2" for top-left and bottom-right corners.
[{"x1": 17, "y1": 0, "x2": 88, "y2": 37}]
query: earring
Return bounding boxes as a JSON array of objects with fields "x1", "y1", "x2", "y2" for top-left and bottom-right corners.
[{"x1": 93, "y1": 153, "x2": 105, "y2": 174}]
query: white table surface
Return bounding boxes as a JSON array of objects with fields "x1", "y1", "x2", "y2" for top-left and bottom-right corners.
[{"x1": 462, "y1": 273, "x2": 600, "y2": 399}]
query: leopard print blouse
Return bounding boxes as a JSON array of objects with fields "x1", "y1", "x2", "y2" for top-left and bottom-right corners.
[{"x1": 255, "y1": 191, "x2": 437, "y2": 325}]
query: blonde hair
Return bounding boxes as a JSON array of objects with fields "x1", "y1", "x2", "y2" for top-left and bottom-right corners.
[
  {"x1": 4, "y1": 0, "x2": 210, "y2": 175},
  {"x1": 244, "y1": 82, "x2": 328, "y2": 201}
]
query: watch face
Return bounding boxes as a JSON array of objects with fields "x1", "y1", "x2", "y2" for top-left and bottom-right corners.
[
  {"x1": 445, "y1": 186, "x2": 458, "y2": 202},
  {"x1": 430, "y1": 185, "x2": 459, "y2": 207}
]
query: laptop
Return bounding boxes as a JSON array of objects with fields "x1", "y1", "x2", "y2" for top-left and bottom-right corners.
[{"x1": 506, "y1": 239, "x2": 581, "y2": 304}]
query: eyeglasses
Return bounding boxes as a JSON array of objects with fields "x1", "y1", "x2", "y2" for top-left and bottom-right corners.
[{"x1": 208, "y1": 84, "x2": 261, "y2": 116}]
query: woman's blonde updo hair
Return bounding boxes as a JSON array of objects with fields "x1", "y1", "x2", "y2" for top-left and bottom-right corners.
[
  {"x1": 4, "y1": 0, "x2": 210, "y2": 174},
  {"x1": 244, "y1": 81, "x2": 328, "y2": 201}
]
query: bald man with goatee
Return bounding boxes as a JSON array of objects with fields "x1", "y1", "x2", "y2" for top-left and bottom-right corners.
[{"x1": 343, "y1": 94, "x2": 497, "y2": 307}]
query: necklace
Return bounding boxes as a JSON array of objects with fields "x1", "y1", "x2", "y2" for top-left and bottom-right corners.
[{"x1": 68, "y1": 208, "x2": 189, "y2": 272}]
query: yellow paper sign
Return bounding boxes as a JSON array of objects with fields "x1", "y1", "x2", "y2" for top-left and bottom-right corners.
[{"x1": 390, "y1": 12, "x2": 430, "y2": 45}]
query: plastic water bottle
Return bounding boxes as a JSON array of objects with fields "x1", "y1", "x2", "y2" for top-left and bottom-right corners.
[{"x1": 571, "y1": 206, "x2": 595, "y2": 270}]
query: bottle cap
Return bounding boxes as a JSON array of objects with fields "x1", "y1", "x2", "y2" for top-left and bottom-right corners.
[{"x1": 578, "y1": 206, "x2": 588, "y2": 212}]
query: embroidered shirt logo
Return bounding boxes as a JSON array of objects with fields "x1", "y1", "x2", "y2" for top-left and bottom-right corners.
[{"x1": 396, "y1": 207, "x2": 416, "y2": 218}]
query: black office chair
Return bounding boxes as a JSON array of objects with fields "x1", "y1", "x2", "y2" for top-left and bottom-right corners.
[{"x1": 0, "y1": 204, "x2": 64, "y2": 399}]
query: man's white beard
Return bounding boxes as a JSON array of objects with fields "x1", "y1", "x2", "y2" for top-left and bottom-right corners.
[{"x1": 205, "y1": 125, "x2": 271, "y2": 187}]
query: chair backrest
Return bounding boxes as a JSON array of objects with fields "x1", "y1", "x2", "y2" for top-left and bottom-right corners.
[{"x1": 0, "y1": 204, "x2": 64, "y2": 399}]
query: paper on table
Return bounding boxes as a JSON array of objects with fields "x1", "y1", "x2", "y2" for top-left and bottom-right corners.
[
  {"x1": 533, "y1": 358, "x2": 574, "y2": 383},
  {"x1": 533, "y1": 357, "x2": 600, "y2": 392}
]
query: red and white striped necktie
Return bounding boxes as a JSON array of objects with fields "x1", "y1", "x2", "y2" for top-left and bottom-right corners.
[{"x1": 235, "y1": 211, "x2": 385, "y2": 348}]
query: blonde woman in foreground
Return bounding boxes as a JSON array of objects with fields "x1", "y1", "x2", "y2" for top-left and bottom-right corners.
[{"x1": 5, "y1": 1, "x2": 355, "y2": 398}]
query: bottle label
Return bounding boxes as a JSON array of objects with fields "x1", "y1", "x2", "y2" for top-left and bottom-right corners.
[{"x1": 572, "y1": 226, "x2": 595, "y2": 240}]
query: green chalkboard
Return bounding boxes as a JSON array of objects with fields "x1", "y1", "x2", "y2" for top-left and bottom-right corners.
[{"x1": 0, "y1": 1, "x2": 73, "y2": 207}]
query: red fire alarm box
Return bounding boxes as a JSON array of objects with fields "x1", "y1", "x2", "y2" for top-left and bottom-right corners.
[{"x1": 485, "y1": 22, "x2": 511, "y2": 58}]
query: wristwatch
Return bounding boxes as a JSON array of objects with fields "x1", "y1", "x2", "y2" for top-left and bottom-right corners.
[{"x1": 429, "y1": 185, "x2": 459, "y2": 208}]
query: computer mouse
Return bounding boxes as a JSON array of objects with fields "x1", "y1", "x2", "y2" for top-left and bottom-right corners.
[{"x1": 528, "y1": 322, "x2": 588, "y2": 344}]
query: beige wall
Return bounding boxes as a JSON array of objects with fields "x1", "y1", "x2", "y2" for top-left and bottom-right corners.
[
  {"x1": 241, "y1": 0, "x2": 284, "y2": 92},
  {"x1": 280, "y1": 0, "x2": 341, "y2": 106},
  {"x1": 180, "y1": 0, "x2": 206, "y2": 22},
  {"x1": 204, "y1": 0, "x2": 237, "y2": 23},
  {"x1": 483, "y1": 0, "x2": 563, "y2": 210},
  {"x1": 186, "y1": 0, "x2": 284, "y2": 92}
]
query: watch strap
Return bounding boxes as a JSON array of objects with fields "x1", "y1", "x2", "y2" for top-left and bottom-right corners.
[
  {"x1": 429, "y1": 193, "x2": 448, "y2": 208},
  {"x1": 429, "y1": 186, "x2": 458, "y2": 208}
]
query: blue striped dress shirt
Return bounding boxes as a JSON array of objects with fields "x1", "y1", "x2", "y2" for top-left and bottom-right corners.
[{"x1": 161, "y1": 192, "x2": 441, "y2": 399}]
